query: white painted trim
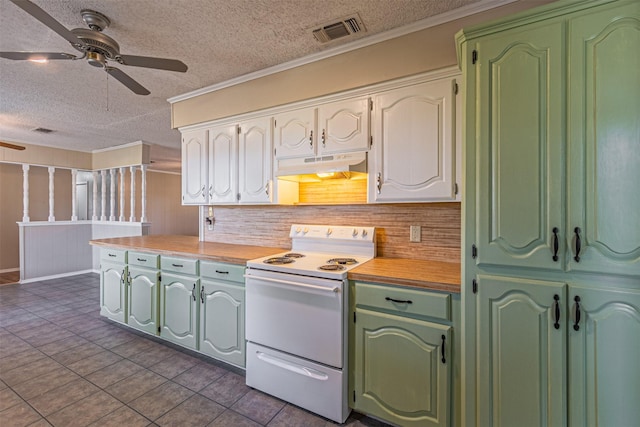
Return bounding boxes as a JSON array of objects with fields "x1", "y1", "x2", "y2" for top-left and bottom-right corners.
[
  {"x1": 19, "y1": 269, "x2": 97, "y2": 284},
  {"x1": 0, "y1": 267, "x2": 20, "y2": 274},
  {"x1": 168, "y1": 0, "x2": 517, "y2": 103},
  {"x1": 17, "y1": 220, "x2": 150, "y2": 227},
  {"x1": 91, "y1": 140, "x2": 148, "y2": 154}
]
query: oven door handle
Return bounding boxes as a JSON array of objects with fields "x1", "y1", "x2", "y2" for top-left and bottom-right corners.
[{"x1": 244, "y1": 275, "x2": 340, "y2": 293}]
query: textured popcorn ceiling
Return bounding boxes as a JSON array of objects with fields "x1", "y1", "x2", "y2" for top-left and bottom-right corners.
[{"x1": 0, "y1": 0, "x2": 487, "y2": 171}]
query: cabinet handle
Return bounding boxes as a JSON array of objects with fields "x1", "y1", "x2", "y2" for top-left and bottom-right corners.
[
  {"x1": 573, "y1": 295, "x2": 581, "y2": 331},
  {"x1": 441, "y1": 335, "x2": 446, "y2": 364},
  {"x1": 201, "y1": 185, "x2": 205, "y2": 197},
  {"x1": 108, "y1": 253, "x2": 116, "y2": 257},
  {"x1": 385, "y1": 296, "x2": 413, "y2": 304},
  {"x1": 215, "y1": 270, "x2": 229, "y2": 274},
  {"x1": 265, "y1": 184, "x2": 269, "y2": 197},
  {"x1": 309, "y1": 130, "x2": 313, "y2": 148},
  {"x1": 200, "y1": 286, "x2": 205, "y2": 304},
  {"x1": 376, "y1": 173, "x2": 381, "y2": 194},
  {"x1": 321, "y1": 129, "x2": 326, "y2": 147},
  {"x1": 137, "y1": 258, "x2": 147, "y2": 262},
  {"x1": 553, "y1": 294, "x2": 560, "y2": 330},
  {"x1": 172, "y1": 263, "x2": 183, "y2": 268},
  {"x1": 552, "y1": 227, "x2": 559, "y2": 262},
  {"x1": 209, "y1": 185, "x2": 213, "y2": 199},
  {"x1": 191, "y1": 283, "x2": 196, "y2": 301},
  {"x1": 120, "y1": 269, "x2": 126, "y2": 285},
  {"x1": 574, "y1": 227, "x2": 581, "y2": 262}
]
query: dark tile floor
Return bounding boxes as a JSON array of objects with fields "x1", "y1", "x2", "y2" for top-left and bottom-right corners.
[{"x1": 0, "y1": 273, "x2": 390, "y2": 427}]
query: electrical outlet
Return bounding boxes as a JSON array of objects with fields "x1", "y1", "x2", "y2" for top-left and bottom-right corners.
[{"x1": 410, "y1": 225, "x2": 421, "y2": 242}]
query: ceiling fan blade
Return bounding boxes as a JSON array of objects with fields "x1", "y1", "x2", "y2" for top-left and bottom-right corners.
[
  {"x1": 118, "y1": 54, "x2": 188, "y2": 72},
  {"x1": 0, "y1": 51, "x2": 77, "y2": 61},
  {"x1": 1, "y1": 141, "x2": 26, "y2": 151},
  {"x1": 9, "y1": 0, "x2": 86, "y2": 48},
  {"x1": 105, "y1": 66, "x2": 150, "y2": 95}
]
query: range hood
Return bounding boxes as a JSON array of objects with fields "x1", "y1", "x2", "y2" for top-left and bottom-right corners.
[{"x1": 276, "y1": 151, "x2": 367, "y2": 182}]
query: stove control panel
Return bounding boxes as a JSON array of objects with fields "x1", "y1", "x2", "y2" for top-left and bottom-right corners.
[{"x1": 290, "y1": 224, "x2": 375, "y2": 242}]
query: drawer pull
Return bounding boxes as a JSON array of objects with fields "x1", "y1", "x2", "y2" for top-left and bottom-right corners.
[
  {"x1": 172, "y1": 263, "x2": 184, "y2": 268},
  {"x1": 215, "y1": 270, "x2": 229, "y2": 274},
  {"x1": 385, "y1": 297, "x2": 413, "y2": 305},
  {"x1": 108, "y1": 253, "x2": 116, "y2": 257},
  {"x1": 137, "y1": 258, "x2": 147, "y2": 262}
]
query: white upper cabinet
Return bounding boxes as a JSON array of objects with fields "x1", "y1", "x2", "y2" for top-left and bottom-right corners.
[
  {"x1": 208, "y1": 124, "x2": 238, "y2": 204},
  {"x1": 238, "y1": 116, "x2": 273, "y2": 204},
  {"x1": 274, "y1": 97, "x2": 370, "y2": 160},
  {"x1": 369, "y1": 77, "x2": 458, "y2": 203},
  {"x1": 181, "y1": 128, "x2": 208, "y2": 205}
]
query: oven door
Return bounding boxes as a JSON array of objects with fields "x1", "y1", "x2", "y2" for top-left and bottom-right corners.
[{"x1": 245, "y1": 268, "x2": 344, "y2": 368}]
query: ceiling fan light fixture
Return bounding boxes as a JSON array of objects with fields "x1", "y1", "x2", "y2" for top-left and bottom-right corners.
[{"x1": 87, "y1": 51, "x2": 105, "y2": 68}]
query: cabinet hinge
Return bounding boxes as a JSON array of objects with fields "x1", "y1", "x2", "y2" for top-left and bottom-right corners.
[
  {"x1": 369, "y1": 135, "x2": 373, "y2": 148},
  {"x1": 472, "y1": 279, "x2": 478, "y2": 294},
  {"x1": 274, "y1": 148, "x2": 277, "y2": 156},
  {"x1": 158, "y1": 274, "x2": 161, "y2": 281},
  {"x1": 353, "y1": 390, "x2": 356, "y2": 403},
  {"x1": 472, "y1": 50, "x2": 478, "y2": 64},
  {"x1": 237, "y1": 126, "x2": 241, "y2": 135},
  {"x1": 454, "y1": 82, "x2": 459, "y2": 95},
  {"x1": 353, "y1": 311, "x2": 356, "y2": 323},
  {"x1": 369, "y1": 99, "x2": 373, "y2": 111},
  {"x1": 472, "y1": 244, "x2": 478, "y2": 259},
  {"x1": 157, "y1": 326, "x2": 161, "y2": 334},
  {"x1": 454, "y1": 183, "x2": 459, "y2": 195},
  {"x1": 273, "y1": 119, "x2": 276, "y2": 128}
]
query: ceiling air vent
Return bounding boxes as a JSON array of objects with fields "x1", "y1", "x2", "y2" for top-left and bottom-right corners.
[
  {"x1": 312, "y1": 13, "x2": 366, "y2": 44},
  {"x1": 32, "y1": 127, "x2": 55, "y2": 134}
]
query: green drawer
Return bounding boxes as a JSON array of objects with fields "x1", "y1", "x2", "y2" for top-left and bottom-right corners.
[
  {"x1": 161, "y1": 256, "x2": 198, "y2": 275},
  {"x1": 128, "y1": 251, "x2": 159, "y2": 269},
  {"x1": 354, "y1": 281, "x2": 451, "y2": 322},
  {"x1": 200, "y1": 261, "x2": 245, "y2": 284},
  {"x1": 101, "y1": 248, "x2": 126, "y2": 264}
]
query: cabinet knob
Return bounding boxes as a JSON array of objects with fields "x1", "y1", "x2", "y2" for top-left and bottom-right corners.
[{"x1": 309, "y1": 130, "x2": 313, "y2": 148}]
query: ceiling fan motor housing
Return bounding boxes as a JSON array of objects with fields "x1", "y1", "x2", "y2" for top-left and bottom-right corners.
[{"x1": 71, "y1": 28, "x2": 121, "y2": 61}]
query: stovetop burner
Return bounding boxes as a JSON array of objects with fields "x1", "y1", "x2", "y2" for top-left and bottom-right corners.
[
  {"x1": 283, "y1": 253, "x2": 305, "y2": 258},
  {"x1": 318, "y1": 264, "x2": 345, "y2": 271},
  {"x1": 327, "y1": 258, "x2": 358, "y2": 265},
  {"x1": 263, "y1": 257, "x2": 295, "y2": 265}
]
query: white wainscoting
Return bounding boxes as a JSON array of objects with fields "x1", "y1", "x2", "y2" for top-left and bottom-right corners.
[{"x1": 18, "y1": 221, "x2": 150, "y2": 283}]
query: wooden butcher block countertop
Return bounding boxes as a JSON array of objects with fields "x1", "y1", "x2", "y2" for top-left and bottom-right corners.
[
  {"x1": 90, "y1": 235, "x2": 283, "y2": 265},
  {"x1": 348, "y1": 258, "x2": 461, "y2": 294}
]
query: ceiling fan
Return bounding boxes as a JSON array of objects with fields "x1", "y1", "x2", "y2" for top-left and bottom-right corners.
[{"x1": 0, "y1": 0, "x2": 188, "y2": 95}]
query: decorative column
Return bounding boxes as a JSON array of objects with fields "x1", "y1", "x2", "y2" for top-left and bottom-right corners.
[
  {"x1": 71, "y1": 169, "x2": 78, "y2": 221},
  {"x1": 109, "y1": 169, "x2": 117, "y2": 221},
  {"x1": 100, "y1": 170, "x2": 107, "y2": 221},
  {"x1": 119, "y1": 167, "x2": 126, "y2": 221},
  {"x1": 129, "y1": 166, "x2": 136, "y2": 222},
  {"x1": 92, "y1": 171, "x2": 98, "y2": 221},
  {"x1": 22, "y1": 164, "x2": 30, "y2": 222},
  {"x1": 140, "y1": 164, "x2": 148, "y2": 222},
  {"x1": 48, "y1": 167, "x2": 55, "y2": 222}
]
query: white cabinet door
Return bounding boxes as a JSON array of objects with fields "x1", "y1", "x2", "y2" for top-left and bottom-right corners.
[
  {"x1": 127, "y1": 266, "x2": 159, "y2": 335},
  {"x1": 100, "y1": 262, "x2": 126, "y2": 323},
  {"x1": 317, "y1": 97, "x2": 370, "y2": 155},
  {"x1": 370, "y1": 78, "x2": 457, "y2": 202},
  {"x1": 181, "y1": 128, "x2": 208, "y2": 205},
  {"x1": 160, "y1": 273, "x2": 199, "y2": 349},
  {"x1": 273, "y1": 107, "x2": 316, "y2": 159},
  {"x1": 208, "y1": 124, "x2": 238, "y2": 204},
  {"x1": 238, "y1": 117, "x2": 272, "y2": 204}
]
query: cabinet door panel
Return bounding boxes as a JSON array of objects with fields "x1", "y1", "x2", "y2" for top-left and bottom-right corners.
[
  {"x1": 199, "y1": 280, "x2": 245, "y2": 367},
  {"x1": 475, "y1": 22, "x2": 564, "y2": 270},
  {"x1": 127, "y1": 267, "x2": 159, "y2": 335},
  {"x1": 239, "y1": 117, "x2": 272, "y2": 203},
  {"x1": 318, "y1": 98, "x2": 369, "y2": 155},
  {"x1": 160, "y1": 273, "x2": 198, "y2": 349},
  {"x1": 568, "y1": 285, "x2": 640, "y2": 427},
  {"x1": 181, "y1": 129, "x2": 208, "y2": 204},
  {"x1": 567, "y1": 2, "x2": 640, "y2": 276},
  {"x1": 372, "y1": 79, "x2": 455, "y2": 202},
  {"x1": 353, "y1": 308, "x2": 450, "y2": 427},
  {"x1": 274, "y1": 108, "x2": 316, "y2": 159},
  {"x1": 100, "y1": 263, "x2": 126, "y2": 323},
  {"x1": 477, "y1": 275, "x2": 566, "y2": 427},
  {"x1": 208, "y1": 124, "x2": 238, "y2": 204}
]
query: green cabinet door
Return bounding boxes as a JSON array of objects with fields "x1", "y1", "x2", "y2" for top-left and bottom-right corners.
[
  {"x1": 199, "y1": 280, "x2": 245, "y2": 367},
  {"x1": 568, "y1": 285, "x2": 640, "y2": 427},
  {"x1": 127, "y1": 266, "x2": 159, "y2": 335},
  {"x1": 353, "y1": 308, "x2": 451, "y2": 427},
  {"x1": 100, "y1": 262, "x2": 127, "y2": 323},
  {"x1": 476, "y1": 275, "x2": 566, "y2": 427},
  {"x1": 566, "y1": 1, "x2": 640, "y2": 277},
  {"x1": 160, "y1": 272, "x2": 199, "y2": 349},
  {"x1": 474, "y1": 20, "x2": 564, "y2": 271}
]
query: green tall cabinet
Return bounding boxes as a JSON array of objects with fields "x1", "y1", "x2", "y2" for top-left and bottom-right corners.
[{"x1": 457, "y1": 1, "x2": 640, "y2": 426}]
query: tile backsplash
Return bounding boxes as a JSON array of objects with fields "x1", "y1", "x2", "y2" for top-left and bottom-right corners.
[{"x1": 204, "y1": 203, "x2": 460, "y2": 263}]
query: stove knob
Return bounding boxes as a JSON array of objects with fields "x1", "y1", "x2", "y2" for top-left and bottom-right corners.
[
  {"x1": 295, "y1": 227, "x2": 302, "y2": 233},
  {"x1": 352, "y1": 228, "x2": 358, "y2": 237},
  {"x1": 303, "y1": 227, "x2": 309, "y2": 234},
  {"x1": 327, "y1": 228, "x2": 333, "y2": 236},
  {"x1": 361, "y1": 229, "x2": 368, "y2": 237}
]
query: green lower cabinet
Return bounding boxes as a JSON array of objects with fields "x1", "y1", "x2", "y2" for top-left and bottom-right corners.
[
  {"x1": 476, "y1": 275, "x2": 567, "y2": 427},
  {"x1": 160, "y1": 272, "x2": 199, "y2": 349},
  {"x1": 100, "y1": 261, "x2": 127, "y2": 323},
  {"x1": 199, "y1": 280, "x2": 245, "y2": 367},
  {"x1": 127, "y1": 266, "x2": 160, "y2": 335},
  {"x1": 568, "y1": 285, "x2": 640, "y2": 427},
  {"x1": 352, "y1": 308, "x2": 451, "y2": 427}
]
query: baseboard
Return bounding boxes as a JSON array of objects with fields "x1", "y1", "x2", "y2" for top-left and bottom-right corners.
[
  {"x1": 0, "y1": 267, "x2": 19, "y2": 274},
  {"x1": 20, "y1": 269, "x2": 98, "y2": 284}
]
